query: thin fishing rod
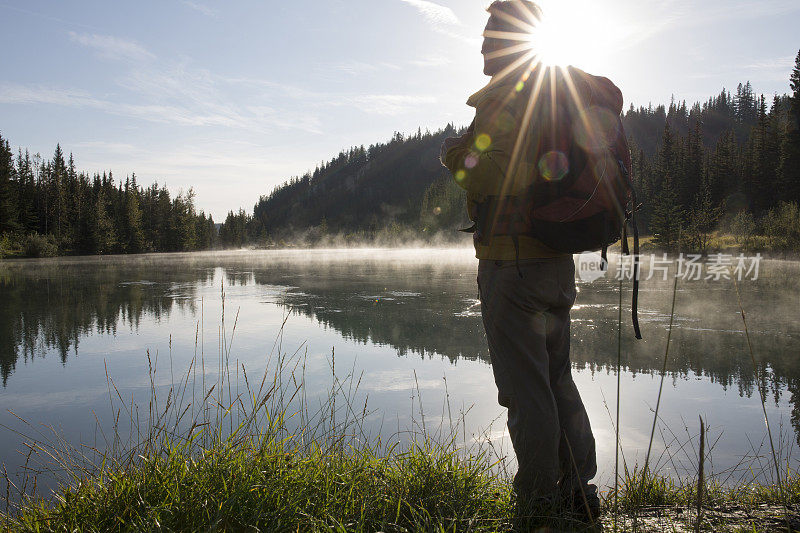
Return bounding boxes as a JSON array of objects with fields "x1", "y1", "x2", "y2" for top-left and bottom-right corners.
[{"x1": 643, "y1": 272, "x2": 678, "y2": 476}]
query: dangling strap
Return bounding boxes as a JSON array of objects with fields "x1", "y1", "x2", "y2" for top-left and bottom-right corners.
[
  {"x1": 459, "y1": 223, "x2": 477, "y2": 233},
  {"x1": 631, "y1": 209, "x2": 642, "y2": 340},
  {"x1": 621, "y1": 218, "x2": 630, "y2": 255},
  {"x1": 512, "y1": 233, "x2": 523, "y2": 278},
  {"x1": 619, "y1": 157, "x2": 642, "y2": 340},
  {"x1": 601, "y1": 245, "x2": 608, "y2": 272}
]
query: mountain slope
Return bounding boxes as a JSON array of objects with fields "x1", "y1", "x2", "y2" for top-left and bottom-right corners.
[{"x1": 219, "y1": 76, "x2": 798, "y2": 247}]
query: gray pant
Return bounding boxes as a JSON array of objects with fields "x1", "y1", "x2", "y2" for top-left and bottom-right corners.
[{"x1": 478, "y1": 256, "x2": 596, "y2": 499}]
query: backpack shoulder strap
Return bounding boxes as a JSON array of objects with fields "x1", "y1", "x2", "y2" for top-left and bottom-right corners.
[{"x1": 630, "y1": 199, "x2": 642, "y2": 340}]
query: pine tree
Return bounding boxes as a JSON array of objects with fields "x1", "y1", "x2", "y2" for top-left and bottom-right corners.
[
  {"x1": 649, "y1": 174, "x2": 683, "y2": 248},
  {"x1": 0, "y1": 134, "x2": 18, "y2": 233},
  {"x1": 707, "y1": 130, "x2": 738, "y2": 206},
  {"x1": 92, "y1": 180, "x2": 116, "y2": 254},
  {"x1": 15, "y1": 150, "x2": 37, "y2": 232},
  {"x1": 64, "y1": 153, "x2": 80, "y2": 250},
  {"x1": 150, "y1": 185, "x2": 172, "y2": 251},
  {"x1": 778, "y1": 49, "x2": 800, "y2": 204},
  {"x1": 50, "y1": 144, "x2": 67, "y2": 245},
  {"x1": 673, "y1": 121, "x2": 703, "y2": 211},
  {"x1": 686, "y1": 178, "x2": 723, "y2": 252},
  {"x1": 122, "y1": 175, "x2": 146, "y2": 253},
  {"x1": 655, "y1": 121, "x2": 675, "y2": 195},
  {"x1": 170, "y1": 189, "x2": 198, "y2": 251},
  {"x1": 764, "y1": 96, "x2": 785, "y2": 207},
  {"x1": 734, "y1": 81, "x2": 756, "y2": 128},
  {"x1": 746, "y1": 95, "x2": 780, "y2": 214}
]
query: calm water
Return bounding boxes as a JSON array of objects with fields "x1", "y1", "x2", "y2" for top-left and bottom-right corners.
[{"x1": 1, "y1": 249, "x2": 799, "y2": 494}]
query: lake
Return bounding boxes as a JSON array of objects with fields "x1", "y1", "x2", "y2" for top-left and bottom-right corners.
[{"x1": 1, "y1": 249, "x2": 799, "y2": 495}]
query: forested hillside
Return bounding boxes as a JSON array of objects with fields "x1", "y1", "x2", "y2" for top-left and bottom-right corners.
[
  {"x1": 220, "y1": 51, "x2": 800, "y2": 252},
  {"x1": 219, "y1": 129, "x2": 460, "y2": 247}
]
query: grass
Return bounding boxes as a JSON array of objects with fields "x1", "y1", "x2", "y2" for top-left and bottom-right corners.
[
  {"x1": 4, "y1": 417, "x2": 799, "y2": 532},
  {"x1": 6, "y1": 437, "x2": 513, "y2": 532},
  {"x1": 2, "y1": 280, "x2": 800, "y2": 532},
  {"x1": 632, "y1": 231, "x2": 785, "y2": 256},
  {"x1": 614, "y1": 464, "x2": 800, "y2": 511}
]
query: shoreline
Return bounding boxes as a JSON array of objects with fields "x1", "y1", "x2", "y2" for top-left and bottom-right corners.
[
  {"x1": 3, "y1": 238, "x2": 800, "y2": 262},
  {"x1": 3, "y1": 425, "x2": 798, "y2": 532}
]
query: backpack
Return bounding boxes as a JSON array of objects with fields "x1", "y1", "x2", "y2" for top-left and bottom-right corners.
[{"x1": 470, "y1": 67, "x2": 642, "y2": 339}]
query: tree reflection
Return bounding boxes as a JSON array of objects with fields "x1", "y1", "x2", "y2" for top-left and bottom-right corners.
[
  {"x1": 1, "y1": 253, "x2": 799, "y2": 441},
  {"x1": 257, "y1": 258, "x2": 800, "y2": 443},
  {"x1": 0, "y1": 258, "x2": 212, "y2": 385}
]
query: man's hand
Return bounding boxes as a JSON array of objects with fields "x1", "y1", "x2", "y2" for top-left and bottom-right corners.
[{"x1": 440, "y1": 120, "x2": 475, "y2": 165}]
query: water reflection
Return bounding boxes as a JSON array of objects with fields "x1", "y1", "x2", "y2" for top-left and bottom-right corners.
[
  {"x1": 258, "y1": 256, "x2": 800, "y2": 448},
  {"x1": 1, "y1": 250, "x2": 799, "y2": 468},
  {"x1": 0, "y1": 257, "x2": 212, "y2": 384},
  {"x1": 2, "y1": 252, "x2": 799, "y2": 393}
]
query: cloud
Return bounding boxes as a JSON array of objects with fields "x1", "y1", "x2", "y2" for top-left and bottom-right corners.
[
  {"x1": 180, "y1": 1, "x2": 216, "y2": 17},
  {"x1": 743, "y1": 56, "x2": 796, "y2": 71},
  {"x1": 616, "y1": 0, "x2": 800, "y2": 45},
  {"x1": 398, "y1": 0, "x2": 460, "y2": 26},
  {"x1": 397, "y1": 0, "x2": 477, "y2": 44},
  {"x1": 219, "y1": 74, "x2": 436, "y2": 118},
  {"x1": 0, "y1": 82, "x2": 322, "y2": 133},
  {"x1": 1, "y1": 41, "x2": 438, "y2": 139},
  {"x1": 351, "y1": 94, "x2": 437, "y2": 115},
  {"x1": 361, "y1": 371, "x2": 443, "y2": 392},
  {"x1": 72, "y1": 141, "x2": 139, "y2": 154},
  {"x1": 701, "y1": 0, "x2": 800, "y2": 20},
  {"x1": 329, "y1": 61, "x2": 402, "y2": 75},
  {"x1": 0, "y1": 84, "x2": 103, "y2": 108},
  {"x1": 686, "y1": 55, "x2": 796, "y2": 84},
  {"x1": 409, "y1": 55, "x2": 451, "y2": 67},
  {"x1": 68, "y1": 32, "x2": 155, "y2": 62}
]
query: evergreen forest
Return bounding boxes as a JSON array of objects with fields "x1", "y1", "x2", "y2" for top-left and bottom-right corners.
[{"x1": 0, "y1": 141, "x2": 216, "y2": 257}]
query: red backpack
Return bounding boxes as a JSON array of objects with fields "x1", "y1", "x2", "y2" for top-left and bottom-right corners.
[{"x1": 471, "y1": 67, "x2": 642, "y2": 338}]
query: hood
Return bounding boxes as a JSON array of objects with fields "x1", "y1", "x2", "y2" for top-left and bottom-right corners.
[{"x1": 466, "y1": 65, "x2": 623, "y2": 115}]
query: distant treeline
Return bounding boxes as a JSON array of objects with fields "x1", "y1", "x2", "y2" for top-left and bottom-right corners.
[
  {"x1": 0, "y1": 140, "x2": 216, "y2": 257},
  {"x1": 630, "y1": 71, "x2": 800, "y2": 251},
  {"x1": 219, "y1": 50, "x2": 800, "y2": 253}
]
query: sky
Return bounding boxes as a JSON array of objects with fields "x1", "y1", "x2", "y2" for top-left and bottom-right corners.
[{"x1": 0, "y1": 0, "x2": 798, "y2": 220}]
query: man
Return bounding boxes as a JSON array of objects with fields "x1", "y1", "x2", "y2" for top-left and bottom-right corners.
[{"x1": 441, "y1": 0, "x2": 629, "y2": 522}]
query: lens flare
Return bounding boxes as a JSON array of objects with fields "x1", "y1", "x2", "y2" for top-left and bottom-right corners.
[
  {"x1": 538, "y1": 151, "x2": 569, "y2": 181},
  {"x1": 475, "y1": 134, "x2": 492, "y2": 151}
]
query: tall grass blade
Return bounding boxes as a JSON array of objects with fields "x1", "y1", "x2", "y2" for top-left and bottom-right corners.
[
  {"x1": 644, "y1": 272, "x2": 678, "y2": 477},
  {"x1": 733, "y1": 275, "x2": 790, "y2": 532},
  {"x1": 614, "y1": 273, "x2": 623, "y2": 532},
  {"x1": 696, "y1": 415, "x2": 705, "y2": 533}
]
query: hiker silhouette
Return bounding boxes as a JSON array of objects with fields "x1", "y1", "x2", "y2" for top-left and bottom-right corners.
[{"x1": 441, "y1": 0, "x2": 637, "y2": 523}]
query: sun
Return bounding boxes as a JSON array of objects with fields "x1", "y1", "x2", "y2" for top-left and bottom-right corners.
[{"x1": 528, "y1": 0, "x2": 618, "y2": 72}]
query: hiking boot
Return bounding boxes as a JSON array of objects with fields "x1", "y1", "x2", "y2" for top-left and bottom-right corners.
[
  {"x1": 512, "y1": 492, "x2": 556, "y2": 531},
  {"x1": 565, "y1": 484, "x2": 602, "y2": 524}
]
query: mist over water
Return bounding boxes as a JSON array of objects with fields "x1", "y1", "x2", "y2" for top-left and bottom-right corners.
[{"x1": 1, "y1": 248, "x2": 799, "y2": 494}]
